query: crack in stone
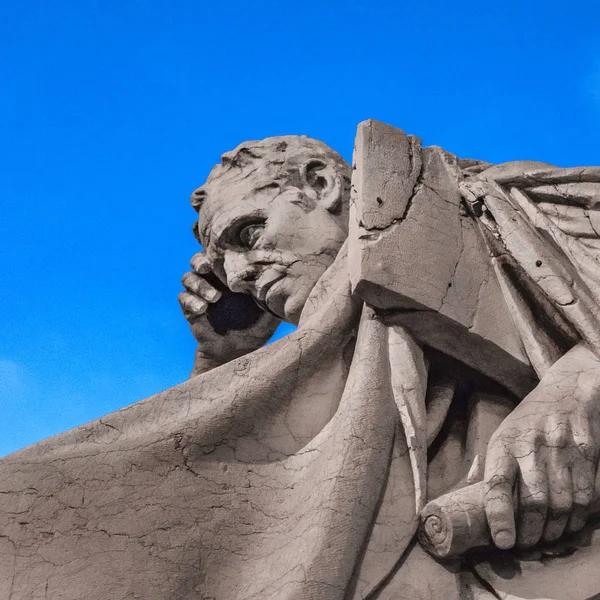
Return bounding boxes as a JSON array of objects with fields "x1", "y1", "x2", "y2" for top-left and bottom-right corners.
[{"x1": 360, "y1": 151, "x2": 425, "y2": 233}]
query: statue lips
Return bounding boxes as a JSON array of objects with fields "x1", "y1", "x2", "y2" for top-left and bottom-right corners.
[{"x1": 256, "y1": 272, "x2": 287, "y2": 305}]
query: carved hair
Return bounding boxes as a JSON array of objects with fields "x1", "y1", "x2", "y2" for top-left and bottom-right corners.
[{"x1": 190, "y1": 135, "x2": 351, "y2": 213}]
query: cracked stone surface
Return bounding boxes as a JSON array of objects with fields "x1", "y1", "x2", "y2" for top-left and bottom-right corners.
[
  {"x1": 350, "y1": 121, "x2": 538, "y2": 398},
  {"x1": 2, "y1": 120, "x2": 600, "y2": 599}
]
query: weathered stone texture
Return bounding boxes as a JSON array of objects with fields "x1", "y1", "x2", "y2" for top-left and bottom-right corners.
[{"x1": 2, "y1": 121, "x2": 600, "y2": 599}]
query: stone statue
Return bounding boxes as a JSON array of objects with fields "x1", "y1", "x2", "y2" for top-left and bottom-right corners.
[{"x1": 1, "y1": 120, "x2": 600, "y2": 599}]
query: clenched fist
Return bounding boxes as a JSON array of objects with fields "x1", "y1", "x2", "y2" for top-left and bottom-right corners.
[{"x1": 179, "y1": 251, "x2": 280, "y2": 375}]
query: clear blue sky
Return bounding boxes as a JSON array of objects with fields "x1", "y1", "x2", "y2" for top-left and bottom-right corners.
[{"x1": 1, "y1": 0, "x2": 599, "y2": 457}]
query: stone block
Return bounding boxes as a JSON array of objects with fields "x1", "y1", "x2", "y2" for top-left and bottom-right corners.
[{"x1": 349, "y1": 120, "x2": 537, "y2": 397}]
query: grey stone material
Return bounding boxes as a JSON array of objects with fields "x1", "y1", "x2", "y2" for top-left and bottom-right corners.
[
  {"x1": 350, "y1": 120, "x2": 536, "y2": 398},
  {"x1": 2, "y1": 121, "x2": 600, "y2": 599}
]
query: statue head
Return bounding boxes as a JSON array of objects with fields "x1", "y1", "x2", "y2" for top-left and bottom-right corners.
[{"x1": 191, "y1": 136, "x2": 351, "y2": 324}]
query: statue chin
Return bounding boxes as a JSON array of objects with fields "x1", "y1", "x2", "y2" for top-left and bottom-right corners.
[
  {"x1": 258, "y1": 277, "x2": 308, "y2": 325},
  {"x1": 271, "y1": 296, "x2": 299, "y2": 325},
  {"x1": 281, "y1": 286, "x2": 315, "y2": 325}
]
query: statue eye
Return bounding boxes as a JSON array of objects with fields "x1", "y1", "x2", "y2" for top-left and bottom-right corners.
[{"x1": 238, "y1": 222, "x2": 265, "y2": 248}]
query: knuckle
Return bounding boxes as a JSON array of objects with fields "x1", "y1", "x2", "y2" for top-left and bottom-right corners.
[
  {"x1": 190, "y1": 252, "x2": 207, "y2": 270},
  {"x1": 484, "y1": 492, "x2": 513, "y2": 523},
  {"x1": 485, "y1": 505, "x2": 510, "y2": 524},
  {"x1": 578, "y1": 439, "x2": 593, "y2": 455},
  {"x1": 543, "y1": 524, "x2": 565, "y2": 543},
  {"x1": 573, "y1": 464, "x2": 595, "y2": 487},
  {"x1": 572, "y1": 491, "x2": 593, "y2": 509},
  {"x1": 548, "y1": 498, "x2": 572, "y2": 518},
  {"x1": 520, "y1": 494, "x2": 547, "y2": 512},
  {"x1": 549, "y1": 426, "x2": 570, "y2": 448},
  {"x1": 180, "y1": 291, "x2": 194, "y2": 305},
  {"x1": 485, "y1": 473, "x2": 512, "y2": 490},
  {"x1": 531, "y1": 428, "x2": 544, "y2": 443},
  {"x1": 181, "y1": 293, "x2": 205, "y2": 313}
]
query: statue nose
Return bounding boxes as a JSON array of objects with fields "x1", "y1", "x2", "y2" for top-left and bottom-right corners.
[{"x1": 190, "y1": 187, "x2": 206, "y2": 212}]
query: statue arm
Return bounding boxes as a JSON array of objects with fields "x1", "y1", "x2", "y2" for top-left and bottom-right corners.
[{"x1": 483, "y1": 341, "x2": 600, "y2": 550}]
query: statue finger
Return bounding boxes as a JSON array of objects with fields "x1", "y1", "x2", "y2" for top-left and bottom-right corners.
[
  {"x1": 484, "y1": 446, "x2": 518, "y2": 550},
  {"x1": 566, "y1": 458, "x2": 595, "y2": 534},
  {"x1": 178, "y1": 291, "x2": 208, "y2": 319},
  {"x1": 515, "y1": 452, "x2": 548, "y2": 548},
  {"x1": 542, "y1": 452, "x2": 572, "y2": 543},
  {"x1": 190, "y1": 252, "x2": 211, "y2": 274},
  {"x1": 181, "y1": 272, "x2": 221, "y2": 303}
]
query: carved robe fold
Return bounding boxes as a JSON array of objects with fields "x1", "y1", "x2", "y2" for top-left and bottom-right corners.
[
  {"x1": 0, "y1": 236, "x2": 511, "y2": 600},
  {"x1": 0, "y1": 240, "x2": 431, "y2": 599}
]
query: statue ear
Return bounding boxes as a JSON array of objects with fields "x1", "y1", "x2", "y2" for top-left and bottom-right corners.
[{"x1": 300, "y1": 159, "x2": 342, "y2": 214}]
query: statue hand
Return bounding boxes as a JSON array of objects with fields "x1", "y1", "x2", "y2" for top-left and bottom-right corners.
[
  {"x1": 484, "y1": 344, "x2": 600, "y2": 550},
  {"x1": 179, "y1": 251, "x2": 280, "y2": 370}
]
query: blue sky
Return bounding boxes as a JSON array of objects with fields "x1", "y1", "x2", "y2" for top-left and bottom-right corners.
[{"x1": 1, "y1": 0, "x2": 600, "y2": 457}]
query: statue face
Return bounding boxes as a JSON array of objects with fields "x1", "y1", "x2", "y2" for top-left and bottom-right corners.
[{"x1": 196, "y1": 173, "x2": 348, "y2": 325}]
